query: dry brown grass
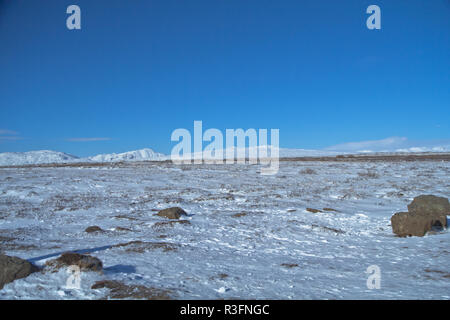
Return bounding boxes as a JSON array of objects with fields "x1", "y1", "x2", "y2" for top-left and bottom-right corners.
[
  {"x1": 299, "y1": 168, "x2": 317, "y2": 175},
  {"x1": 281, "y1": 263, "x2": 299, "y2": 268},
  {"x1": 111, "y1": 240, "x2": 179, "y2": 253},
  {"x1": 357, "y1": 171, "x2": 379, "y2": 179},
  {"x1": 91, "y1": 280, "x2": 173, "y2": 300},
  {"x1": 152, "y1": 220, "x2": 191, "y2": 231}
]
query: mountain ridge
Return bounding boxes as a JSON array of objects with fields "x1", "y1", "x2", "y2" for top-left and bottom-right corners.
[{"x1": 1, "y1": 146, "x2": 450, "y2": 166}]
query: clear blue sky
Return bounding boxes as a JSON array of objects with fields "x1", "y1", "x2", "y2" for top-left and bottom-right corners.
[{"x1": 0, "y1": 0, "x2": 449, "y2": 156}]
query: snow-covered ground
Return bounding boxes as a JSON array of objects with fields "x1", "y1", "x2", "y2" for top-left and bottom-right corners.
[{"x1": 0, "y1": 160, "x2": 449, "y2": 299}]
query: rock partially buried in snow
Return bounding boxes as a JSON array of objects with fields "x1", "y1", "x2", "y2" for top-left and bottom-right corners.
[
  {"x1": 156, "y1": 207, "x2": 188, "y2": 219},
  {"x1": 391, "y1": 195, "x2": 449, "y2": 237},
  {"x1": 85, "y1": 226, "x2": 105, "y2": 233},
  {"x1": 0, "y1": 254, "x2": 39, "y2": 289},
  {"x1": 45, "y1": 252, "x2": 103, "y2": 273},
  {"x1": 391, "y1": 212, "x2": 444, "y2": 237}
]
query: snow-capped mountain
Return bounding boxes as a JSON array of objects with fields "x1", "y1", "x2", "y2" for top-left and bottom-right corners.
[
  {"x1": 88, "y1": 148, "x2": 167, "y2": 162},
  {"x1": 0, "y1": 148, "x2": 167, "y2": 166},
  {"x1": 0, "y1": 150, "x2": 79, "y2": 166},
  {"x1": 325, "y1": 137, "x2": 450, "y2": 154}
]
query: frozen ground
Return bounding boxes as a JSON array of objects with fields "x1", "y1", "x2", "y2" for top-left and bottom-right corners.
[{"x1": 0, "y1": 160, "x2": 449, "y2": 299}]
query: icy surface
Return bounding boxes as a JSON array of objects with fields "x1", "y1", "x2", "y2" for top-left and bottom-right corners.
[{"x1": 0, "y1": 160, "x2": 449, "y2": 299}]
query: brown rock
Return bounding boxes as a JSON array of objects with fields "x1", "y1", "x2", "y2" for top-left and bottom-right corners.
[
  {"x1": 391, "y1": 195, "x2": 449, "y2": 237},
  {"x1": 391, "y1": 212, "x2": 445, "y2": 237},
  {"x1": 85, "y1": 226, "x2": 105, "y2": 233},
  {"x1": 156, "y1": 207, "x2": 187, "y2": 219},
  {"x1": 407, "y1": 195, "x2": 450, "y2": 215},
  {"x1": 0, "y1": 254, "x2": 39, "y2": 289},
  {"x1": 45, "y1": 252, "x2": 103, "y2": 273}
]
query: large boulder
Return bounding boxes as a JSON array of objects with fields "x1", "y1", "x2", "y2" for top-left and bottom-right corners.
[
  {"x1": 407, "y1": 195, "x2": 450, "y2": 215},
  {"x1": 156, "y1": 207, "x2": 187, "y2": 219},
  {"x1": 0, "y1": 254, "x2": 39, "y2": 289},
  {"x1": 391, "y1": 195, "x2": 449, "y2": 237}
]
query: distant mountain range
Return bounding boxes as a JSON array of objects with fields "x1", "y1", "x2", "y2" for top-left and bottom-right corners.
[
  {"x1": 0, "y1": 146, "x2": 449, "y2": 166},
  {"x1": 88, "y1": 148, "x2": 167, "y2": 162},
  {"x1": 0, "y1": 148, "x2": 167, "y2": 166},
  {"x1": 0, "y1": 150, "x2": 80, "y2": 166}
]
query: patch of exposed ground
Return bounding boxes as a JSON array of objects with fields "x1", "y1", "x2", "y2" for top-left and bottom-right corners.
[
  {"x1": 111, "y1": 241, "x2": 179, "y2": 253},
  {"x1": 91, "y1": 280, "x2": 173, "y2": 300}
]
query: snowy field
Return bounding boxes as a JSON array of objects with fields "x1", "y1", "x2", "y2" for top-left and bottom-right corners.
[{"x1": 0, "y1": 159, "x2": 449, "y2": 299}]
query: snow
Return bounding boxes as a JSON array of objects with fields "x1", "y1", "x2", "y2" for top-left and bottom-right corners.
[
  {"x1": 278, "y1": 148, "x2": 341, "y2": 158},
  {"x1": 325, "y1": 137, "x2": 450, "y2": 154},
  {"x1": 88, "y1": 148, "x2": 167, "y2": 162},
  {"x1": 0, "y1": 149, "x2": 167, "y2": 166},
  {"x1": 0, "y1": 150, "x2": 79, "y2": 166},
  {"x1": 0, "y1": 159, "x2": 449, "y2": 299}
]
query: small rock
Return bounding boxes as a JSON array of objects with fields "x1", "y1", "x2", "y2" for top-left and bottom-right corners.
[
  {"x1": 85, "y1": 226, "x2": 105, "y2": 233},
  {"x1": 156, "y1": 207, "x2": 188, "y2": 219},
  {"x1": 45, "y1": 252, "x2": 103, "y2": 273},
  {"x1": 0, "y1": 254, "x2": 39, "y2": 289}
]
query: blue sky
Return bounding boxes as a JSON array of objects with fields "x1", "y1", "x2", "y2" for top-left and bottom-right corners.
[{"x1": 0, "y1": 0, "x2": 449, "y2": 156}]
